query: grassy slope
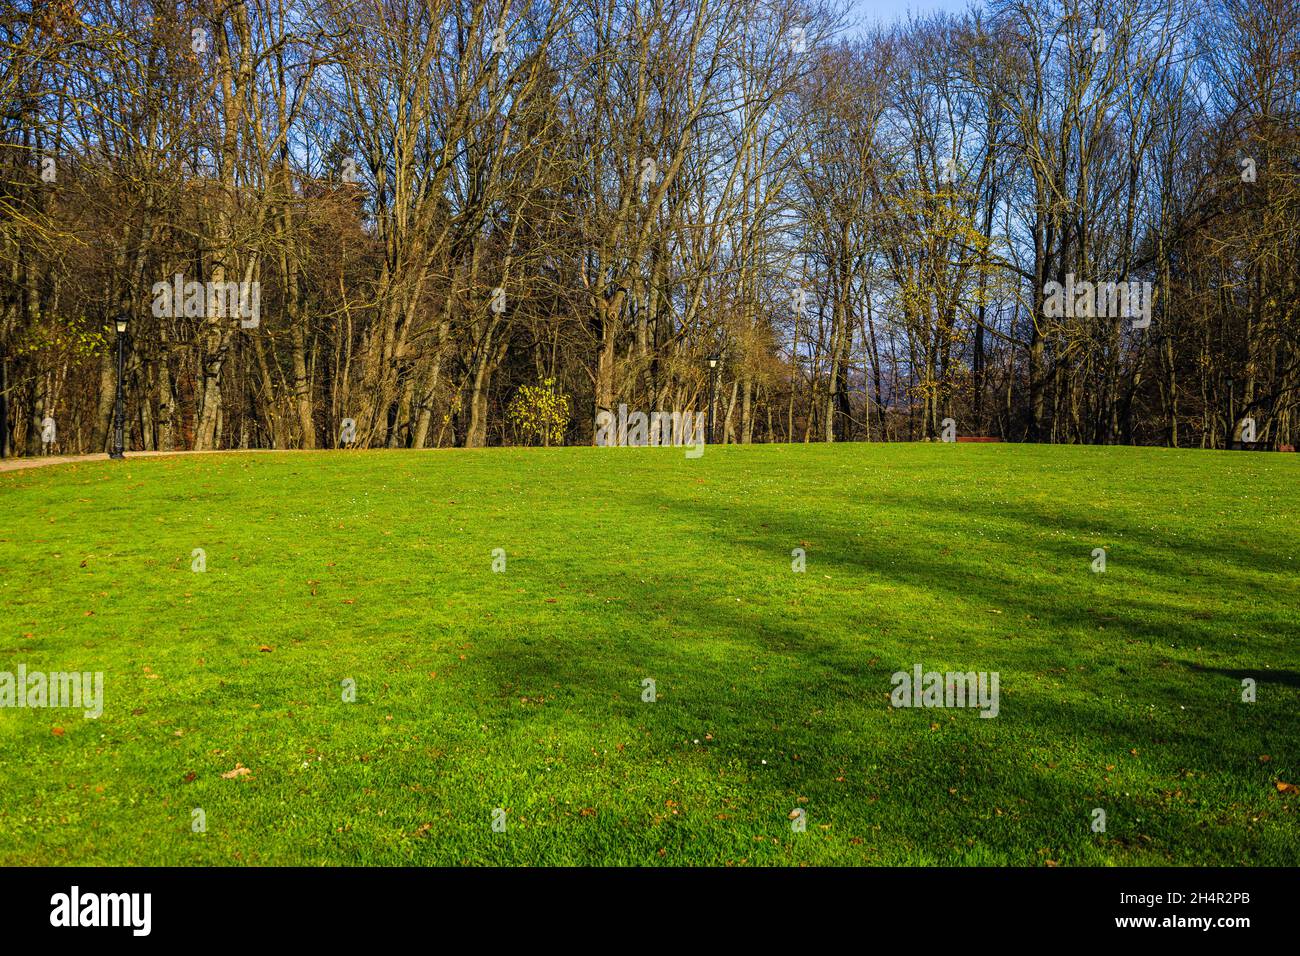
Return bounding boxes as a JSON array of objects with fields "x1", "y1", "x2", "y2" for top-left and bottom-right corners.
[{"x1": 0, "y1": 443, "x2": 1296, "y2": 866}]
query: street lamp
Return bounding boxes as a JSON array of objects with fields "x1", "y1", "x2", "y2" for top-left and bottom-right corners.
[
  {"x1": 1226, "y1": 376, "x2": 1235, "y2": 448},
  {"x1": 110, "y1": 313, "x2": 128, "y2": 459},
  {"x1": 706, "y1": 353, "x2": 721, "y2": 445}
]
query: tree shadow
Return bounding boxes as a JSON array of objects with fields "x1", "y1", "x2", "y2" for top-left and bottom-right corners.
[{"x1": 1189, "y1": 665, "x2": 1300, "y2": 690}]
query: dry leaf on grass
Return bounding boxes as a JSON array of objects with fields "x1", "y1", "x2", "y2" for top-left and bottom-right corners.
[{"x1": 221, "y1": 763, "x2": 253, "y2": 780}]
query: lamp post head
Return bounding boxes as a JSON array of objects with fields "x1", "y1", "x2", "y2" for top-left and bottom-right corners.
[
  {"x1": 707, "y1": 353, "x2": 720, "y2": 370},
  {"x1": 114, "y1": 314, "x2": 129, "y2": 334}
]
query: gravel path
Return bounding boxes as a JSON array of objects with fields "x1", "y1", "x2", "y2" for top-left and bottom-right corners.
[{"x1": 0, "y1": 449, "x2": 289, "y2": 473}]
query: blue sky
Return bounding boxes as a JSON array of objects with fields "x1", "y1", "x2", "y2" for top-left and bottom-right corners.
[{"x1": 849, "y1": 0, "x2": 976, "y2": 28}]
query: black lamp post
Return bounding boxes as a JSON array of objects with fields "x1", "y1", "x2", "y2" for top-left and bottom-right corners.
[
  {"x1": 706, "y1": 353, "x2": 720, "y2": 445},
  {"x1": 1226, "y1": 375, "x2": 1235, "y2": 448},
  {"x1": 110, "y1": 313, "x2": 128, "y2": 459}
]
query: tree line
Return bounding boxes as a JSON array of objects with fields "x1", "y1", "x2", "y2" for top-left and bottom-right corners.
[{"x1": 2, "y1": 0, "x2": 1297, "y2": 455}]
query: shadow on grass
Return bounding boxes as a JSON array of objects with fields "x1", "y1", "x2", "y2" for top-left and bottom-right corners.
[
  {"x1": 648, "y1": 481, "x2": 1297, "y2": 653},
  {"x1": 1190, "y1": 665, "x2": 1300, "y2": 690},
  {"x1": 444, "y1": 477, "x2": 1300, "y2": 862}
]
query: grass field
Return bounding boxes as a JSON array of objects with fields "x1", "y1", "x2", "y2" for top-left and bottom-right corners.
[{"x1": 0, "y1": 443, "x2": 1297, "y2": 866}]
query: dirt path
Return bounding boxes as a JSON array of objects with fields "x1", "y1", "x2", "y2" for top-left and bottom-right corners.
[{"x1": 0, "y1": 448, "x2": 289, "y2": 474}]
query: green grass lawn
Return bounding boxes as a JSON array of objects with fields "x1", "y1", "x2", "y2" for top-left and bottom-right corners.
[{"x1": 0, "y1": 443, "x2": 1297, "y2": 866}]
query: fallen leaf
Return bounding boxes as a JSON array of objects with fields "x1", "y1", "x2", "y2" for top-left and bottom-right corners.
[
  {"x1": 259, "y1": 645, "x2": 272, "y2": 653},
  {"x1": 51, "y1": 726, "x2": 64, "y2": 737},
  {"x1": 221, "y1": 763, "x2": 253, "y2": 779},
  {"x1": 1277, "y1": 781, "x2": 1299, "y2": 794},
  {"x1": 183, "y1": 771, "x2": 197, "y2": 783}
]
